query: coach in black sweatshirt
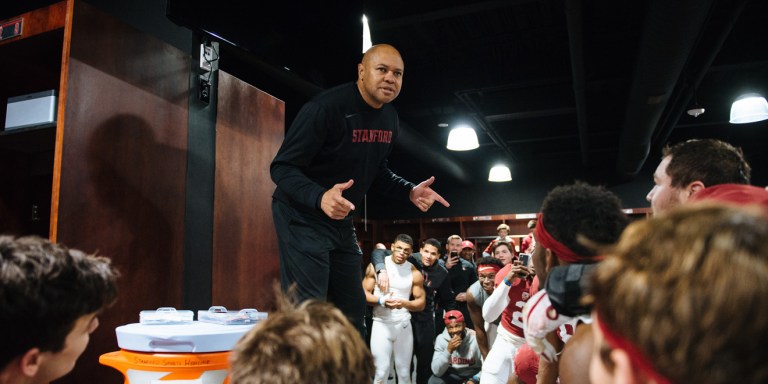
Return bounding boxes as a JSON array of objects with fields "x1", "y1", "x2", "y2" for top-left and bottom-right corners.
[{"x1": 270, "y1": 44, "x2": 449, "y2": 336}]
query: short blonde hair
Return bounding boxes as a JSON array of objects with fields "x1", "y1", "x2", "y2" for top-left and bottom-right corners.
[
  {"x1": 592, "y1": 203, "x2": 768, "y2": 384},
  {"x1": 230, "y1": 293, "x2": 373, "y2": 384},
  {"x1": 497, "y1": 223, "x2": 510, "y2": 231}
]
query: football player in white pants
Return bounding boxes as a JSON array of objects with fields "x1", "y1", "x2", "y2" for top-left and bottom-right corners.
[{"x1": 363, "y1": 234, "x2": 425, "y2": 384}]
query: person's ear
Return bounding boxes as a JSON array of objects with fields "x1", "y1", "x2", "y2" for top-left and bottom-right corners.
[
  {"x1": 544, "y1": 248, "x2": 557, "y2": 273},
  {"x1": 610, "y1": 348, "x2": 641, "y2": 384},
  {"x1": 685, "y1": 180, "x2": 706, "y2": 200},
  {"x1": 358, "y1": 63, "x2": 364, "y2": 80},
  {"x1": 19, "y1": 348, "x2": 42, "y2": 377}
]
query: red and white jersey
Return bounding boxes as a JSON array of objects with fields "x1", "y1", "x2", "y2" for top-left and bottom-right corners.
[
  {"x1": 557, "y1": 319, "x2": 577, "y2": 343},
  {"x1": 494, "y1": 264, "x2": 533, "y2": 338}
]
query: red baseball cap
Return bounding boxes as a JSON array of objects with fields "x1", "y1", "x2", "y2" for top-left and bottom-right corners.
[
  {"x1": 514, "y1": 343, "x2": 540, "y2": 384},
  {"x1": 461, "y1": 240, "x2": 475, "y2": 249},
  {"x1": 443, "y1": 310, "x2": 464, "y2": 325}
]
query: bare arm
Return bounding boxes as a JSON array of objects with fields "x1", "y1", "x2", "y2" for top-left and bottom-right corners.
[
  {"x1": 536, "y1": 331, "x2": 564, "y2": 384},
  {"x1": 559, "y1": 323, "x2": 593, "y2": 384},
  {"x1": 362, "y1": 264, "x2": 381, "y2": 306},
  {"x1": 466, "y1": 290, "x2": 490, "y2": 359},
  {"x1": 403, "y1": 265, "x2": 426, "y2": 312}
]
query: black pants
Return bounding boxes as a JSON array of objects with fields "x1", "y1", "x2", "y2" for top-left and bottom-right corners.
[
  {"x1": 272, "y1": 199, "x2": 366, "y2": 337},
  {"x1": 412, "y1": 315, "x2": 437, "y2": 384}
]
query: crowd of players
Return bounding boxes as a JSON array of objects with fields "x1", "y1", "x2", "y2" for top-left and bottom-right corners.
[{"x1": 329, "y1": 138, "x2": 768, "y2": 384}]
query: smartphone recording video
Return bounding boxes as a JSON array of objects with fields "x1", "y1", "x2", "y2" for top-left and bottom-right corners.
[{"x1": 518, "y1": 253, "x2": 530, "y2": 267}]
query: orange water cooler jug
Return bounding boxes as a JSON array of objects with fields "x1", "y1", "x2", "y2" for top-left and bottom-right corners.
[{"x1": 100, "y1": 308, "x2": 261, "y2": 384}]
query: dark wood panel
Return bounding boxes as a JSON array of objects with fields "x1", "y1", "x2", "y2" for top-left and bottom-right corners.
[
  {"x1": 421, "y1": 222, "x2": 462, "y2": 245},
  {"x1": 380, "y1": 222, "x2": 420, "y2": 245},
  {"x1": 53, "y1": 2, "x2": 189, "y2": 383},
  {"x1": 212, "y1": 71, "x2": 284, "y2": 312},
  {"x1": 0, "y1": 0, "x2": 67, "y2": 47}
]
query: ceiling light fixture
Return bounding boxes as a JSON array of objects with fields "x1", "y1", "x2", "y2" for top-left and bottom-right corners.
[
  {"x1": 362, "y1": 15, "x2": 372, "y2": 53},
  {"x1": 729, "y1": 93, "x2": 768, "y2": 124},
  {"x1": 488, "y1": 165, "x2": 512, "y2": 182},
  {"x1": 686, "y1": 91, "x2": 705, "y2": 117},
  {"x1": 446, "y1": 125, "x2": 479, "y2": 151},
  {"x1": 687, "y1": 105, "x2": 705, "y2": 117}
]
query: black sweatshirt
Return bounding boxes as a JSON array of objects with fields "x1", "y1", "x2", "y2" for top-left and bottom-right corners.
[{"x1": 271, "y1": 82, "x2": 415, "y2": 220}]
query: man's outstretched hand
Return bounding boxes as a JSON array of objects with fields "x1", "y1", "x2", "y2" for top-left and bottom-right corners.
[
  {"x1": 321, "y1": 179, "x2": 355, "y2": 219},
  {"x1": 410, "y1": 176, "x2": 450, "y2": 212}
]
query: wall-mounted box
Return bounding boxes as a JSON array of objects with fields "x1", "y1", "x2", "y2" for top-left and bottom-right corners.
[{"x1": 4, "y1": 90, "x2": 57, "y2": 131}]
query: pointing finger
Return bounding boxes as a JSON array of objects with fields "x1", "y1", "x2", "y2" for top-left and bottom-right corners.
[
  {"x1": 336, "y1": 179, "x2": 354, "y2": 191},
  {"x1": 434, "y1": 192, "x2": 450, "y2": 207}
]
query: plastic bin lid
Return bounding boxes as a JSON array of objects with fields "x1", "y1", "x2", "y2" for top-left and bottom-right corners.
[
  {"x1": 198, "y1": 306, "x2": 269, "y2": 325},
  {"x1": 115, "y1": 321, "x2": 255, "y2": 353}
]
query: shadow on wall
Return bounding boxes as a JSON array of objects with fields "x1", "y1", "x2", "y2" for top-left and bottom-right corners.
[{"x1": 54, "y1": 114, "x2": 186, "y2": 384}]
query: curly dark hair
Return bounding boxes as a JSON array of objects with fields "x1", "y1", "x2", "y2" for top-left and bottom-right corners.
[
  {"x1": 540, "y1": 182, "x2": 629, "y2": 258},
  {"x1": 662, "y1": 139, "x2": 750, "y2": 188}
]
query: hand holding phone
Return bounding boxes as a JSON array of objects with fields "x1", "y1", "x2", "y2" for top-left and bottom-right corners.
[{"x1": 446, "y1": 251, "x2": 459, "y2": 268}]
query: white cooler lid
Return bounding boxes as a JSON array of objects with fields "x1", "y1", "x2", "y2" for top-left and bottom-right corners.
[{"x1": 115, "y1": 321, "x2": 255, "y2": 353}]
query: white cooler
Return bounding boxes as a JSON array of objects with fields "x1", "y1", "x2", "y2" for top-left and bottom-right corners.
[{"x1": 100, "y1": 308, "x2": 263, "y2": 384}]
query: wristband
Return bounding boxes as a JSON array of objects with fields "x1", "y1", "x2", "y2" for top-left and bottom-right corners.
[
  {"x1": 503, "y1": 278, "x2": 512, "y2": 286},
  {"x1": 378, "y1": 295, "x2": 385, "y2": 307}
]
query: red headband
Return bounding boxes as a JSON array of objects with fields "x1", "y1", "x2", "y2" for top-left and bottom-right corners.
[
  {"x1": 690, "y1": 184, "x2": 768, "y2": 216},
  {"x1": 535, "y1": 213, "x2": 582, "y2": 263},
  {"x1": 478, "y1": 264, "x2": 501, "y2": 274},
  {"x1": 597, "y1": 313, "x2": 672, "y2": 384}
]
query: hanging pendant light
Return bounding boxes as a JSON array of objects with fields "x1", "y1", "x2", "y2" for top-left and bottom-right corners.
[
  {"x1": 729, "y1": 93, "x2": 768, "y2": 124},
  {"x1": 446, "y1": 125, "x2": 479, "y2": 151},
  {"x1": 488, "y1": 165, "x2": 512, "y2": 182}
]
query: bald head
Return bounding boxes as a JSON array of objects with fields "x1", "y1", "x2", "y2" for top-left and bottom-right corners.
[
  {"x1": 357, "y1": 44, "x2": 404, "y2": 108},
  {"x1": 362, "y1": 44, "x2": 402, "y2": 65}
]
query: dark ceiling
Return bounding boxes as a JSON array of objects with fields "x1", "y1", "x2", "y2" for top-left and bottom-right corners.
[
  {"x1": 5, "y1": 0, "x2": 768, "y2": 187},
  {"x1": 360, "y1": 0, "x2": 768, "y2": 185},
  {"x1": 207, "y1": 0, "x2": 768, "y2": 186}
]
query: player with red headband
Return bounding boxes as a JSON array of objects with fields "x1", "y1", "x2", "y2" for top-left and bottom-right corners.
[
  {"x1": 522, "y1": 182, "x2": 628, "y2": 384},
  {"x1": 464, "y1": 256, "x2": 504, "y2": 359},
  {"x1": 590, "y1": 203, "x2": 768, "y2": 384}
]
